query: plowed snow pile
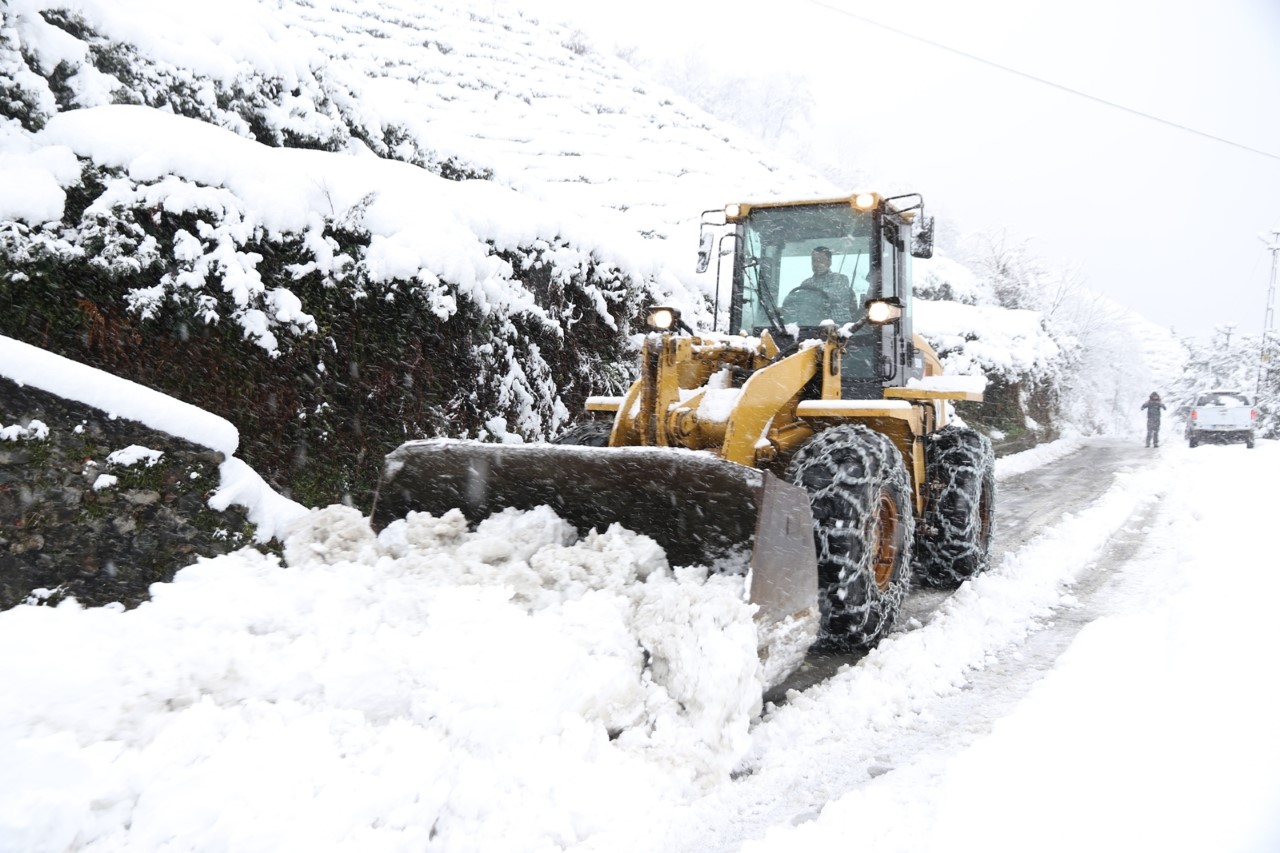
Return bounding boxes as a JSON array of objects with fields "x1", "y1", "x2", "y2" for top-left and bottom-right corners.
[{"x1": 0, "y1": 505, "x2": 763, "y2": 852}]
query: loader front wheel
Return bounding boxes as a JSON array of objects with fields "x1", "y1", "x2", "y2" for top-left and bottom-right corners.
[
  {"x1": 914, "y1": 426, "x2": 996, "y2": 588},
  {"x1": 786, "y1": 425, "x2": 914, "y2": 650}
]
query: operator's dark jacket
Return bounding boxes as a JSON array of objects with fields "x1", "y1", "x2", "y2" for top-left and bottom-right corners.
[{"x1": 1141, "y1": 399, "x2": 1166, "y2": 423}]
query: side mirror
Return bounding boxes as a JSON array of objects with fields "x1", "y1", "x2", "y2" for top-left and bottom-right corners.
[
  {"x1": 911, "y1": 216, "x2": 935, "y2": 259},
  {"x1": 696, "y1": 230, "x2": 715, "y2": 273}
]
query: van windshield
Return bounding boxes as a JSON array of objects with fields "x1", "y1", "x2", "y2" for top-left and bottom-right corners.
[{"x1": 1196, "y1": 393, "x2": 1251, "y2": 407}]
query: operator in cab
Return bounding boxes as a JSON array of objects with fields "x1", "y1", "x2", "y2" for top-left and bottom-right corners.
[{"x1": 783, "y1": 246, "x2": 859, "y2": 325}]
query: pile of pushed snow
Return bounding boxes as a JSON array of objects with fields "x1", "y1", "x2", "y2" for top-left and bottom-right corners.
[{"x1": 0, "y1": 504, "x2": 764, "y2": 851}]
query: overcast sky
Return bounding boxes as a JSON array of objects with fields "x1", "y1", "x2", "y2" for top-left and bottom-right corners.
[{"x1": 528, "y1": 0, "x2": 1280, "y2": 342}]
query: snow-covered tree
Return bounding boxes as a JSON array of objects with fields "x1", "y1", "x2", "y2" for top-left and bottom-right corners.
[
  {"x1": 957, "y1": 227, "x2": 1188, "y2": 436},
  {"x1": 1173, "y1": 325, "x2": 1280, "y2": 438}
]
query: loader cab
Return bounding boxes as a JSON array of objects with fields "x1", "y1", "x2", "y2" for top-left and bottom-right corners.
[{"x1": 719, "y1": 195, "x2": 923, "y2": 396}]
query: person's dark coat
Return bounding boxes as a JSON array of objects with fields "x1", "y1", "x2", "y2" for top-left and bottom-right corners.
[{"x1": 1141, "y1": 396, "x2": 1167, "y2": 446}]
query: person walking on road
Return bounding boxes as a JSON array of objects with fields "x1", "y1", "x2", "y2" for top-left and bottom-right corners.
[{"x1": 1141, "y1": 392, "x2": 1167, "y2": 447}]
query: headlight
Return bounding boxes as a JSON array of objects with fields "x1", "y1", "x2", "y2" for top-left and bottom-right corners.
[
  {"x1": 647, "y1": 306, "x2": 680, "y2": 331},
  {"x1": 865, "y1": 299, "x2": 902, "y2": 324},
  {"x1": 853, "y1": 193, "x2": 877, "y2": 210}
]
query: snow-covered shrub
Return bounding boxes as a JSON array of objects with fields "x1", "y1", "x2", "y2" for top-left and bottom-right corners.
[
  {"x1": 913, "y1": 255, "x2": 993, "y2": 306},
  {"x1": 0, "y1": 143, "x2": 648, "y2": 508},
  {"x1": 914, "y1": 299, "x2": 1061, "y2": 436}
]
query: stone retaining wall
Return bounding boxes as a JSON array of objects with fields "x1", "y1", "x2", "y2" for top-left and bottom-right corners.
[{"x1": 0, "y1": 377, "x2": 256, "y2": 610}]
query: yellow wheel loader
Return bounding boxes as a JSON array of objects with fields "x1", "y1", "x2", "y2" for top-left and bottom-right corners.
[{"x1": 372, "y1": 192, "x2": 995, "y2": 687}]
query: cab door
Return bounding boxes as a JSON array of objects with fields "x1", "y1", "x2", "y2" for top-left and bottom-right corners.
[{"x1": 878, "y1": 219, "x2": 909, "y2": 386}]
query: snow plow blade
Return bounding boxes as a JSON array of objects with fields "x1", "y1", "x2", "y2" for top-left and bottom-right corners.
[{"x1": 371, "y1": 439, "x2": 820, "y2": 685}]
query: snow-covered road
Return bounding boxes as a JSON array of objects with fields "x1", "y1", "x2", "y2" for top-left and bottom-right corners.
[
  {"x1": 772, "y1": 436, "x2": 1142, "y2": 699},
  {"x1": 665, "y1": 437, "x2": 1164, "y2": 850},
  {"x1": 663, "y1": 437, "x2": 1280, "y2": 853}
]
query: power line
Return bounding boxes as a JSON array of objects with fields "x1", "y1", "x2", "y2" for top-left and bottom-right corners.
[{"x1": 804, "y1": 0, "x2": 1280, "y2": 163}]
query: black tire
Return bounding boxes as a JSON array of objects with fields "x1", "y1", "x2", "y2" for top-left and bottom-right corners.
[
  {"x1": 1189, "y1": 431, "x2": 1199, "y2": 448},
  {"x1": 786, "y1": 424, "x2": 914, "y2": 649},
  {"x1": 552, "y1": 422, "x2": 611, "y2": 446},
  {"x1": 914, "y1": 426, "x2": 996, "y2": 589},
  {"x1": 1246, "y1": 435, "x2": 1255, "y2": 449}
]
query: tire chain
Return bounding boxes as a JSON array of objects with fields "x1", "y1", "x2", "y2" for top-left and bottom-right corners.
[
  {"x1": 786, "y1": 424, "x2": 915, "y2": 649},
  {"x1": 914, "y1": 425, "x2": 996, "y2": 588}
]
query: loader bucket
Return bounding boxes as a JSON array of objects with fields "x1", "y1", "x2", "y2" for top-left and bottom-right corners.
[{"x1": 371, "y1": 439, "x2": 820, "y2": 685}]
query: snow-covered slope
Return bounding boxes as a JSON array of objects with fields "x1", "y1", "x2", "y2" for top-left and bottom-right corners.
[{"x1": 2, "y1": 0, "x2": 832, "y2": 326}]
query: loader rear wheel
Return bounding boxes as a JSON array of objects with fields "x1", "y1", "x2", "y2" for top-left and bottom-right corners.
[
  {"x1": 786, "y1": 425, "x2": 914, "y2": 650},
  {"x1": 552, "y1": 422, "x2": 611, "y2": 446},
  {"x1": 914, "y1": 426, "x2": 996, "y2": 588}
]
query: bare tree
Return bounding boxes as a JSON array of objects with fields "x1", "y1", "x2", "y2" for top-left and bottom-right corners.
[{"x1": 967, "y1": 230, "x2": 1046, "y2": 311}]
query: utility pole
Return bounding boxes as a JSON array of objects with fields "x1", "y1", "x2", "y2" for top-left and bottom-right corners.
[{"x1": 1258, "y1": 229, "x2": 1280, "y2": 398}]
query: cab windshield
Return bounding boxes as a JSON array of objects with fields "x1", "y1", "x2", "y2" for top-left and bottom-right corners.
[{"x1": 737, "y1": 203, "x2": 875, "y2": 331}]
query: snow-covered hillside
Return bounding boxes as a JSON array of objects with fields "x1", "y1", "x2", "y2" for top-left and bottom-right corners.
[{"x1": 2, "y1": 0, "x2": 832, "y2": 330}]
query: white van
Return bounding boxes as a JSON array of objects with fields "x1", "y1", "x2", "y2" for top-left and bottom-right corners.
[{"x1": 1186, "y1": 389, "x2": 1256, "y2": 448}]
